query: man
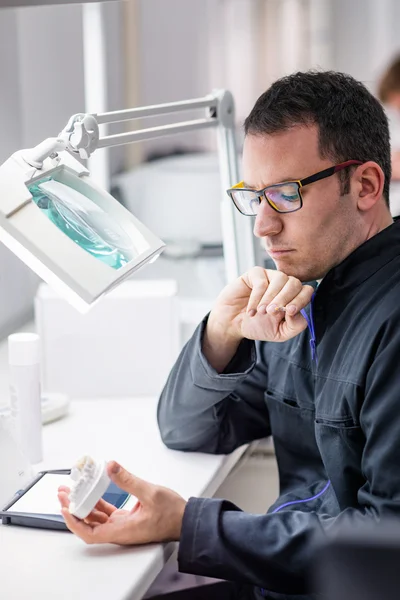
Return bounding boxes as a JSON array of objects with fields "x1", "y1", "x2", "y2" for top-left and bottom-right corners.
[{"x1": 59, "y1": 71, "x2": 400, "y2": 600}]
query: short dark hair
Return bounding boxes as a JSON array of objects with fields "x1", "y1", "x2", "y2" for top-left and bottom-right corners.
[{"x1": 244, "y1": 71, "x2": 391, "y2": 206}]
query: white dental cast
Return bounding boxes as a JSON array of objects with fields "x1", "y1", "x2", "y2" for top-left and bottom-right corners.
[{"x1": 68, "y1": 456, "x2": 110, "y2": 519}]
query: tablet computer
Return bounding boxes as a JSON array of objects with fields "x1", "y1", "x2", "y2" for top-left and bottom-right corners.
[{"x1": 0, "y1": 469, "x2": 135, "y2": 530}]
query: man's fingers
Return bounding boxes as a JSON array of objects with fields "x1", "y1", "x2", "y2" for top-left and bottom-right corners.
[
  {"x1": 242, "y1": 269, "x2": 310, "y2": 318},
  {"x1": 280, "y1": 286, "x2": 315, "y2": 336},
  {"x1": 58, "y1": 491, "x2": 70, "y2": 509},
  {"x1": 62, "y1": 508, "x2": 105, "y2": 543},
  {"x1": 58, "y1": 485, "x2": 70, "y2": 494},
  {"x1": 107, "y1": 462, "x2": 149, "y2": 501},
  {"x1": 62, "y1": 508, "x2": 128, "y2": 545},
  {"x1": 280, "y1": 310, "x2": 309, "y2": 337},
  {"x1": 58, "y1": 493, "x2": 109, "y2": 524},
  {"x1": 242, "y1": 267, "x2": 270, "y2": 316},
  {"x1": 83, "y1": 510, "x2": 109, "y2": 525},
  {"x1": 281, "y1": 284, "x2": 314, "y2": 316},
  {"x1": 94, "y1": 497, "x2": 118, "y2": 516},
  {"x1": 263, "y1": 277, "x2": 306, "y2": 315},
  {"x1": 255, "y1": 272, "x2": 294, "y2": 314}
]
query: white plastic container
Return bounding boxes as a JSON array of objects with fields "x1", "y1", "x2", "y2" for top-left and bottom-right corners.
[{"x1": 8, "y1": 333, "x2": 43, "y2": 464}]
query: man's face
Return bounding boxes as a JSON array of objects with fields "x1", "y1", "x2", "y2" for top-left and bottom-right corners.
[{"x1": 242, "y1": 125, "x2": 361, "y2": 282}]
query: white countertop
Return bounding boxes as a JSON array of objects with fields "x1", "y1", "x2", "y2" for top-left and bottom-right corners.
[{"x1": 0, "y1": 396, "x2": 244, "y2": 600}]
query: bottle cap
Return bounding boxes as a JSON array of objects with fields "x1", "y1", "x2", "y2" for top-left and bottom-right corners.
[{"x1": 8, "y1": 333, "x2": 40, "y2": 366}]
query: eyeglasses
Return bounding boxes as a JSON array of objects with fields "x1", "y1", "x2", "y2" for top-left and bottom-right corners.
[{"x1": 226, "y1": 160, "x2": 363, "y2": 216}]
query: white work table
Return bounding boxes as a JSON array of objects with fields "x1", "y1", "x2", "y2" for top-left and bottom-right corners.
[{"x1": 0, "y1": 396, "x2": 245, "y2": 600}]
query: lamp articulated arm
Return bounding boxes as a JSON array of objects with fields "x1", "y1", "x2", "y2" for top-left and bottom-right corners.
[
  {"x1": 21, "y1": 89, "x2": 255, "y2": 280},
  {"x1": 23, "y1": 93, "x2": 224, "y2": 165}
]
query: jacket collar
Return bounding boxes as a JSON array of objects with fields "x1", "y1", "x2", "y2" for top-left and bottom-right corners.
[{"x1": 317, "y1": 220, "x2": 400, "y2": 298}]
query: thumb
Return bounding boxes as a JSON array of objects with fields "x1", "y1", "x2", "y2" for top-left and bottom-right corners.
[
  {"x1": 282, "y1": 310, "x2": 308, "y2": 338},
  {"x1": 107, "y1": 461, "x2": 148, "y2": 500}
]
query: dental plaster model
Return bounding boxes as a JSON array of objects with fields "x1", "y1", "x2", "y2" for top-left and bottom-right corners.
[{"x1": 68, "y1": 456, "x2": 110, "y2": 519}]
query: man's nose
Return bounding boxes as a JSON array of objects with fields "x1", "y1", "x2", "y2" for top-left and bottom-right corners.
[{"x1": 253, "y1": 199, "x2": 283, "y2": 238}]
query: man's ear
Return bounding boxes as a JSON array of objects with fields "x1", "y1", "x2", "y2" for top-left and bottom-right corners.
[{"x1": 355, "y1": 161, "x2": 385, "y2": 211}]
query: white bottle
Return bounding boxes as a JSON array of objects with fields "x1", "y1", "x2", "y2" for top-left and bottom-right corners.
[
  {"x1": 8, "y1": 333, "x2": 43, "y2": 464},
  {"x1": 0, "y1": 407, "x2": 34, "y2": 507}
]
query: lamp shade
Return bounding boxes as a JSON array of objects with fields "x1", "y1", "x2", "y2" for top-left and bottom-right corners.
[{"x1": 0, "y1": 150, "x2": 165, "y2": 312}]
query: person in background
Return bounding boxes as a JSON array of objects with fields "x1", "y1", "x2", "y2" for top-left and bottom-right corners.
[
  {"x1": 59, "y1": 71, "x2": 400, "y2": 600},
  {"x1": 378, "y1": 54, "x2": 400, "y2": 220}
]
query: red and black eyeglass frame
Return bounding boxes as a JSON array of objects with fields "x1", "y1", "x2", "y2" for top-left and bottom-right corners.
[{"x1": 227, "y1": 160, "x2": 363, "y2": 215}]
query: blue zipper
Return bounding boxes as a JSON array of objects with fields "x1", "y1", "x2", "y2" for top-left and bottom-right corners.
[
  {"x1": 261, "y1": 291, "x2": 319, "y2": 597},
  {"x1": 260, "y1": 480, "x2": 331, "y2": 596},
  {"x1": 271, "y1": 480, "x2": 331, "y2": 513},
  {"x1": 300, "y1": 291, "x2": 317, "y2": 363}
]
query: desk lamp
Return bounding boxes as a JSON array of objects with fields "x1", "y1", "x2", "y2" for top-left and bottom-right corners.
[{"x1": 0, "y1": 90, "x2": 255, "y2": 313}]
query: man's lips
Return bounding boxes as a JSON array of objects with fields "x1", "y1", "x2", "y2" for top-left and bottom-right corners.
[{"x1": 267, "y1": 249, "x2": 294, "y2": 257}]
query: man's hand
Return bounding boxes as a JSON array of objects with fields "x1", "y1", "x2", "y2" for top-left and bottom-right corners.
[
  {"x1": 209, "y1": 267, "x2": 314, "y2": 344},
  {"x1": 203, "y1": 268, "x2": 314, "y2": 372},
  {"x1": 58, "y1": 462, "x2": 187, "y2": 545}
]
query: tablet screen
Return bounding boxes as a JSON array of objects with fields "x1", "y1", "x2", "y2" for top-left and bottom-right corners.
[{"x1": 6, "y1": 472, "x2": 136, "y2": 516}]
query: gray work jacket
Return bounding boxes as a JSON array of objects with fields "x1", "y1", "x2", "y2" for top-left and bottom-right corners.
[{"x1": 157, "y1": 220, "x2": 400, "y2": 599}]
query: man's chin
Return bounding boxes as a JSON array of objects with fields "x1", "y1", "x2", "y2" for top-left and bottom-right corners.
[
  {"x1": 272, "y1": 259, "x2": 316, "y2": 283},
  {"x1": 272, "y1": 258, "x2": 296, "y2": 277}
]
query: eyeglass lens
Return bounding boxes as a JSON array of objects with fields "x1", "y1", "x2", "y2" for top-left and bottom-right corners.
[{"x1": 232, "y1": 182, "x2": 301, "y2": 215}]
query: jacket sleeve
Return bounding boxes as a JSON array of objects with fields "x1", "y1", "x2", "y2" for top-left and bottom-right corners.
[
  {"x1": 177, "y1": 328, "x2": 400, "y2": 595},
  {"x1": 157, "y1": 315, "x2": 271, "y2": 454}
]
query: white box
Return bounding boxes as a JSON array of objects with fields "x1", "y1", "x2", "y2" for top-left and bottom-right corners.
[{"x1": 35, "y1": 280, "x2": 180, "y2": 398}]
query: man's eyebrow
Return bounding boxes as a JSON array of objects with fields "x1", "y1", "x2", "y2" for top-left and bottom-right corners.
[{"x1": 242, "y1": 177, "x2": 298, "y2": 189}]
